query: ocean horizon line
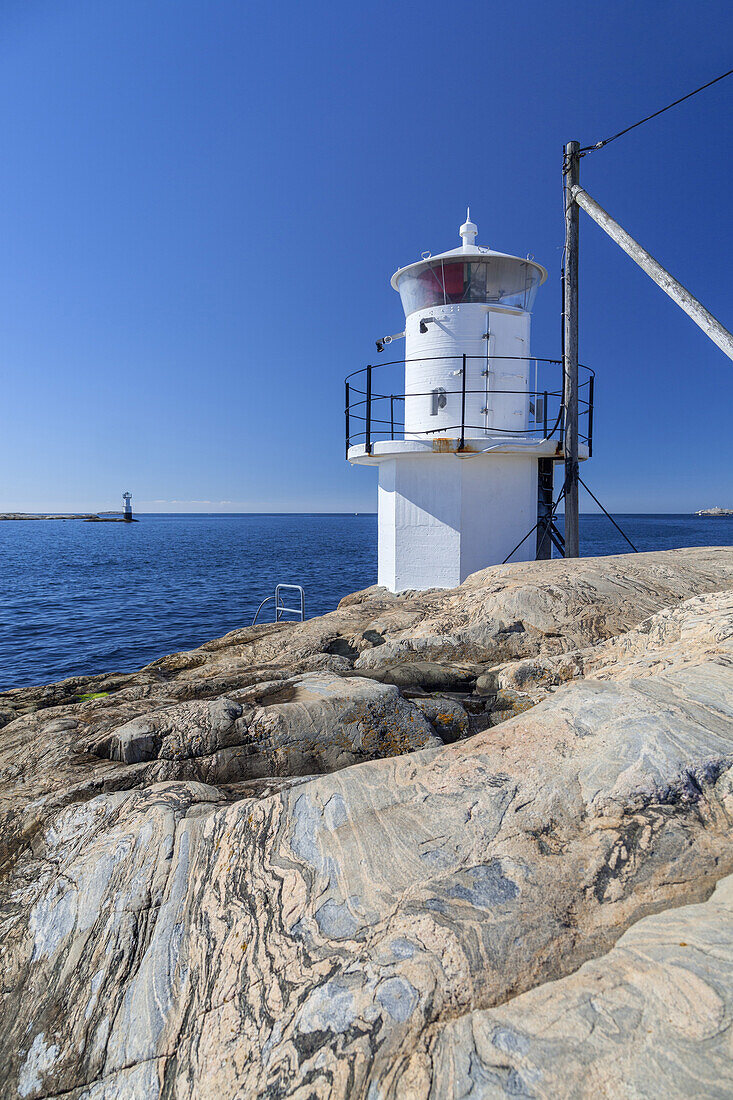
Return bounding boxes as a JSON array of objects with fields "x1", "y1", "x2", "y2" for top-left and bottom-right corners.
[{"x1": 1, "y1": 510, "x2": 728, "y2": 518}]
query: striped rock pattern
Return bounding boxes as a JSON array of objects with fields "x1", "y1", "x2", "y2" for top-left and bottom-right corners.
[{"x1": 1, "y1": 549, "x2": 733, "y2": 1098}]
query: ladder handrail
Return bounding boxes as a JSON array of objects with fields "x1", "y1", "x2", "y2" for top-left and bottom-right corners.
[
  {"x1": 251, "y1": 595, "x2": 275, "y2": 626},
  {"x1": 275, "y1": 583, "x2": 305, "y2": 622},
  {"x1": 251, "y1": 585, "x2": 306, "y2": 626}
]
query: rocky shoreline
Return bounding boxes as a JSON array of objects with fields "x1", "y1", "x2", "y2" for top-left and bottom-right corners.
[{"x1": 1, "y1": 547, "x2": 732, "y2": 1098}]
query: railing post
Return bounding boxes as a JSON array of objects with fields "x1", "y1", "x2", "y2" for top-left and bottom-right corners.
[
  {"x1": 543, "y1": 390, "x2": 548, "y2": 438},
  {"x1": 390, "y1": 395, "x2": 395, "y2": 440},
  {"x1": 345, "y1": 381, "x2": 350, "y2": 459},
  {"x1": 587, "y1": 374, "x2": 594, "y2": 457},
  {"x1": 365, "y1": 365, "x2": 372, "y2": 455},
  {"x1": 459, "y1": 353, "x2": 466, "y2": 450}
]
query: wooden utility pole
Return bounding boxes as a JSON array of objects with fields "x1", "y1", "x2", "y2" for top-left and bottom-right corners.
[
  {"x1": 570, "y1": 185, "x2": 733, "y2": 362},
  {"x1": 563, "y1": 141, "x2": 580, "y2": 558}
]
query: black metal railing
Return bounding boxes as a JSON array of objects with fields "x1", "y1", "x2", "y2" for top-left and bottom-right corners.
[{"x1": 345, "y1": 355, "x2": 594, "y2": 458}]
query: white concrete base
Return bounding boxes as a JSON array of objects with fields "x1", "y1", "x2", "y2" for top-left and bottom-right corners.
[{"x1": 376, "y1": 452, "x2": 538, "y2": 592}]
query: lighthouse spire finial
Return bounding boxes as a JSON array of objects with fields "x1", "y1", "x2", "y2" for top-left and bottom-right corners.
[{"x1": 459, "y1": 207, "x2": 478, "y2": 249}]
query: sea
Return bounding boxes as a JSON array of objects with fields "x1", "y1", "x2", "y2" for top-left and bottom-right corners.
[{"x1": 1, "y1": 512, "x2": 732, "y2": 692}]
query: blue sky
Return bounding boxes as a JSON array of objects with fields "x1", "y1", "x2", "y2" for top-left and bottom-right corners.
[{"x1": 1, "y1": 0, "x2": 731, "y2": 513}]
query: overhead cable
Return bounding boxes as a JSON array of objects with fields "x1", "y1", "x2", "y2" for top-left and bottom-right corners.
[
  {"x1": 579, "y1": 67, "x2": 733, "y2": 155},
  {"x1": 578, "y1": 477, "x2": 638, "y2": 552}
]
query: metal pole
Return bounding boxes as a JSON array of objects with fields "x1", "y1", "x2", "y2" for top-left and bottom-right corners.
[
  {"x1": 345, "y1": 381, "x2": 350, "y2": 459},
  {"x1": 587, "y1": 375, "x2": 594, "y2": 457},
  {"x1": 571, "y1": 185, "x2": 733, "y2": 362},
  {"x1": 365, "y1": 365, "x2": 372, "y2": 455},
  {"x1": 390, "y1": 395, "x2": 395, "y2": 440},
  {"x1": 536, "y1": 457, "x2": 554, "y2": 559},
  {"x1": 563, "y1": 141, "x2": 580, "y2": 558},
  {"x1": 459, "y1": 353, "x2": 467, "y2": 450}
]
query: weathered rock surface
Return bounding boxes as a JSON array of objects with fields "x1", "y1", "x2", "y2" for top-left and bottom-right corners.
[
  {"x1": 1, "y1": 548, "x2": 733, "y2": 1098},
  {"x1": 409, "y1": 694, "x2": 471, "y2": 742},
  {"x1": 491, "y1": 588, "x2": 733, "y2": 698},
  {"x1": 83, "y1": 672, "x2": 440, "y2": 780},
  {"x1": 413, "y1": 871, "x2": 733, "y2": 1097}
]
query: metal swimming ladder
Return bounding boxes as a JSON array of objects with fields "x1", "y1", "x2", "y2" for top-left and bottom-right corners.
[{"x1": 251, "y1": 584, "x2": 306, "y2": 626}]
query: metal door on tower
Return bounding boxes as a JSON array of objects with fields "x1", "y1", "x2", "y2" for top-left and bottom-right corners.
[{"x1": 482, "y1": 314, "x2": 530, "y2": 435}]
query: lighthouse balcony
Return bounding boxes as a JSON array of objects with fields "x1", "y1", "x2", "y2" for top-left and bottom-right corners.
[{"x1": 345, "y1": 356, "x2": 594, "y2": 464}]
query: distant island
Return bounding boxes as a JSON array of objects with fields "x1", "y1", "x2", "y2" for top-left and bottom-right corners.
[
  {"x1": 695, "y1": 506, "x2": 733, "y2": 517},
  {"x1": 0, "y1": 513, "x2": 137, "y2": 523}
]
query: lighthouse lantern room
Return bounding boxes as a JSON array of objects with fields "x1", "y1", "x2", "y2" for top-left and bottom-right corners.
[{"x1": 347, "y1": 213, "x2": 590, "y2": 591}]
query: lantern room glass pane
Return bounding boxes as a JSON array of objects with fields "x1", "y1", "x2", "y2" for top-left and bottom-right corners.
[{"x1": 397, "y1": 258, "x2": 542, "y2": 315}]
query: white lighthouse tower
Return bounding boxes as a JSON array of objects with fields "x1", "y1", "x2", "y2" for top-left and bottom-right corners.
[{"x1": 348, "y1": 213, "x2": 585, "y2": 592}]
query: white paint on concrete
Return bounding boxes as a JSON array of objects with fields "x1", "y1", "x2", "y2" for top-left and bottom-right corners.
[
  {"x1": 349, "y1": 438, "x2": 588, "y2": 461},
  {"x1": 377, "y1": 452, "x2": 537, "y2": 591}
]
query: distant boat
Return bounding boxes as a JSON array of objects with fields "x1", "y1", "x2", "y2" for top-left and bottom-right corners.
[{"x1": 694, "y1": 506, "x2": 733, "y2": 516}]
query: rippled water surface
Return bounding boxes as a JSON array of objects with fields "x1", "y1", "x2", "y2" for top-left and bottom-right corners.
[{"x1": 1, "y1": 512, "x2": 731, "y2": 690}]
